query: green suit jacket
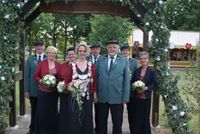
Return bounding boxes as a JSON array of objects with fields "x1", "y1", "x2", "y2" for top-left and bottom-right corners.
[
  {"x1": 96, "y1": 54, "x2": 130, "y2": 104},
  {"x1": 24, "y1": 55, "x2": 46, "y2": 97}
]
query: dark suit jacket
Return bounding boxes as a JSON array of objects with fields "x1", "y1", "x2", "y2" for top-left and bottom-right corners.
[
  {"x1": 24, "y1": 55, "x2": 46, "y2": 96},
  {"x1": 132, "y1": 66, "x2": 157, "y2": 99},
  {"x1": 34, "y1": 60, "x2": 61, "y2": 92}
]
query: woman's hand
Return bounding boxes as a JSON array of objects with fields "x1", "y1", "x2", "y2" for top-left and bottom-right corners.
[{"x1": 137, "y1": 86, "x2": 148, "y2": 93}]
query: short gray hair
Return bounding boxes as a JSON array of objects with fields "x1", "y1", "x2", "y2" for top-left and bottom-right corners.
[{"x1": 139, "y1": 51, "x2": 149, "y2": 59}]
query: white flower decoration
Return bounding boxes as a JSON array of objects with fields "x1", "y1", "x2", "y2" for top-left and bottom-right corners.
[
  {"x1": 1, "y1": 76, "x2": 6, "y2": 81},
  {"x1": 180, "y1": 111, "x2": 185, "y2": 117},
  {"x1": 172, "y1": 105, "x2": 177, "y2": 111},
  {"x1": 4, "y1": 14, "x2": 10, "y2": 19}
]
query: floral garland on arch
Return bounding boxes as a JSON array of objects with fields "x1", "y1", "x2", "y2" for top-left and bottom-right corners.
[
  {"x1": 0, "y1": 0, "x2": 22, "y2": 133},
  {"x1": 117, "y1": 0, "x2": 193, "y2": 133}
]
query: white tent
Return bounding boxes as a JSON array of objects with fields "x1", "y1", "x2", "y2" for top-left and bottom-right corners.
[{"x1": 130, "y1": 29, "x2": 200, "y2": 48}]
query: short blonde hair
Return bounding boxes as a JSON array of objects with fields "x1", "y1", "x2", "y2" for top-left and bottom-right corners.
[
  {"x1": 75, "y1": 41, "x2": 90, "y2": 54},
  {"x1": 46, "y1": 46, "x2": 57, "y2": 54},
  {"x1": 139, "y1": 51, "x2": 149, "y2": 59}
]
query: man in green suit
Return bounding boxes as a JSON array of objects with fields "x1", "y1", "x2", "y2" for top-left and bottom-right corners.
[
  {"x1": 24, "y1": 40, "x2": 45, "y2": 134},
  {"x1": 96, "y1": 40, "x2": 130, "y2": 134}
]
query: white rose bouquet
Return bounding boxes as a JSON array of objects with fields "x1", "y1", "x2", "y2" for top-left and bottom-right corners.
[
  {"x1": 57, "y1": 81, "x2": 65, "y2": 93},
  {"x1": 132, "y1": 80, "x2": 145, "y2": 92},
  {"x1": 41, "y1": 74, "x2": 56, "y2": 88}
]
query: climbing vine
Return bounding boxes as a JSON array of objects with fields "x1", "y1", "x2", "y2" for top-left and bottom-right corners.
[{"x1": 0, "y1": 0, "x2": 21, "y2": 133}]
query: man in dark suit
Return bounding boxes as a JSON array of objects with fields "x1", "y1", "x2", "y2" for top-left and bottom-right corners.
[
  {"x1": 24, "y1": 39, "x2": 46, "y2": 134},
  {"x1": 87, "y1": 42, "x2": 101, "y2": 133},
  {"x1": 96, "y1": 40, "x2": 130, "y2": 134},
  {"x1": 87, "y1": 42, "x2": 101, "y2": 65},
  {"x1": 120, "y1": 44, "x2": 137, "y2": 134}
]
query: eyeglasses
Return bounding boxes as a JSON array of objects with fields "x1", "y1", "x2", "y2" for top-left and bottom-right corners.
[
  {"x1": 78, "y1": 50, "x2": 86, "y2": 52},
  {"x1": 140, "y1": 57, "x2": 148, "y2": 60}
]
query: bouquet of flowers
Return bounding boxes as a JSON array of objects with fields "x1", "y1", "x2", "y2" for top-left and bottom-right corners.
[
  {"x1": 132, "y1": 80, "x2": 145, "y2": 92},
  {"x1": 57, "y1": 81, "x2": 65, "y2": 93},
  {"x1": 68, "y1": 80, "x2": 88, "y2": 112},
  {"x1": 41, "y1": 74, "x2": 56, "y2": 88}
]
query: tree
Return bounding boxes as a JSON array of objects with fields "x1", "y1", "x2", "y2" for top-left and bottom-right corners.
[
  {"x1": 89, "y1": 15, "x2": 133, "y2": 53},
  {"x1": 165, "y1": 0, "x2": 200, "y2": 31}
]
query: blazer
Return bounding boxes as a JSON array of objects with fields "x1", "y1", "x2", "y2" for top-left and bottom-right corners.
[
  {"x1": 34, "y1": 59, "x2": 61, "y2": 92},
  {"x1": 24, "y1": 55, "x2": 46, "y2": 97},
  {"x1": 87, "y1": 54, "x2": 101, "y2": 64},
  {"x1": 96, "y1": 54, "x2": 130, "y2": 104},
  {"x1": 59, "y1": 62, "x2": 97, "y2": 93},
  {"x1": 132, "y1": 66, "x2": 157, "y2": 99},
  {"x1": 129, "y1": 58, "x2": 137, "y2": 74}
]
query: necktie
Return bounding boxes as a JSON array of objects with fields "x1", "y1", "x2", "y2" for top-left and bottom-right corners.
[
  {"x1": 109, "y1": 56, "x2": 114, "y2": 72},
  {"x1": 38, "y1": 55, "x2": 41, "y2": 61},
  {"x1": 94, "y1": 56, "x2": 97, "y2": 64}
]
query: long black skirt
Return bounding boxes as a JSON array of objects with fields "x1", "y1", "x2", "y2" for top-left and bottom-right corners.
[
  {"x1": 58, "y1": 93, "x2": 94, "y2": 134},
  {"x1": 35, "y1": 90, "x2": 58, "y2": 134},
  {"x1": 129, "y1": 98, "x2": 151, "y2": 134}
]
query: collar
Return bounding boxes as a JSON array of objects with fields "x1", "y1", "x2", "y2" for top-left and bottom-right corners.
[{"x1": 108, "y1": 54, "x2": 117, "y2": 59}]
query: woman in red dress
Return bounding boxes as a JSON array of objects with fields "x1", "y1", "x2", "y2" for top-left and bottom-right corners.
[
  {"x1": 58, "y1": 42, "x2": 97, "y2": 134},
  {"x1": 34, "y1": 46, "x2": 61, "y2": 134}
]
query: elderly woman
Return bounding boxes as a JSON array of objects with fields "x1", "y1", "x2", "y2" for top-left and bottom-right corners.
[
  {"x1": 58, "y1": 42, "x2": 97, "y2": 134},
  {"x1": 34, "y1": 46, "x2": 61, "y2": 134},
  {"x1": 130, "y1": 51, "x2": 157, "y2": 134}
]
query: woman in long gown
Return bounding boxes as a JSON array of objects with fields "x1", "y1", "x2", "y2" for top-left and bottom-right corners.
[{"x1": 59, "y1": 42, "x2": 97, "y2": 134}]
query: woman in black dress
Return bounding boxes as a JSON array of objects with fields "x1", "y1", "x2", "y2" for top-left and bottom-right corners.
[
  {"x1": 58, "y1": 42, "x2": 97, "y2": 134},
  {"x1": 129, "y1": 51, "x2": 157, "y2": 134}
]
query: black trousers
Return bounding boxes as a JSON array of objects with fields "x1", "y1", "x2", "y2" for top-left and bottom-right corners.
[
  {"x1": 35, "y1": 90, "x2": 58, "y2": 134},
  {"x1": 129, "y1": 98, "x2": 151, "y2": 134},
  {"x1": 94, "y1": 102, "x2": 99, "y2": 132},
  {"x1": 98, "y1": 103, "x2": 123, "y2": 134},
  {"x1": 29, "y1": 96, "x2": 38, "y2": 132}
]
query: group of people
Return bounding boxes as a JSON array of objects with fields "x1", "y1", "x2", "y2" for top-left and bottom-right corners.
[{"x1": 24, "y1": 39, "x2": 157, "y2": 134}]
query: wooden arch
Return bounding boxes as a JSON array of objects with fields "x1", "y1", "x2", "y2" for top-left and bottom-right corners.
[{"x1": 13, "y1": 0, "x2": 157, "y2": 128}]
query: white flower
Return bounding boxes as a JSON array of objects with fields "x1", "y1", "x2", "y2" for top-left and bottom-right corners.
[
  {"x1": 180, "y1": 111, "x2": 185, "y2": 117},
  {"x1": 42, "y1": 74, "x2": 56, "y2": 87},
  {"x1": 159, "y1": 0, "x2": 163, "y2": 5},
  {"x1": 183, "y1": 123, "x2": 187, "y2": 126},
  {"x1": 3, "y1": 36, "x2": 7, "y2": 40},
  {"x1": 46, "y1": 81, "x2": 50, "y2": 85},
  {"x1": 156, "y1": 57, "x2": 160, "y2": 61},
  {"x1": 164, "y1": 95, "x2": 168, "y2": 98},
  {"x1": 12, "y1": 67, "x2": 15, "y2": 72},
  {"x1": 1, "y1": 76, "x2": 5, "y2": 81},
  {"x1": 155, "y1": 38, "x2": 159, "y2": 42},
  {"x1": 4, "y1": 14, "x2": 10, "y2": 19},
  {"x1": 0, "y1": 65, "x2": 2, "y2": 69},
  {"x1": 133, "y1": 80, "x2": 145, "y2": 91},
  {"x1": 82, "y1": 92, "x2": 86, "y2": 97},
  {"x1": 164, "y1": 48, "x2": 168, "y2": 52},
  {"x1": 145, "y1": 22, "x2": 150, "y2": 26},
  {"x1": 57, "y1": 81, "x2": 65, "y2": 93},
  {"x1": 172, "y1": 105, "x2": 177, "y2": 111}
]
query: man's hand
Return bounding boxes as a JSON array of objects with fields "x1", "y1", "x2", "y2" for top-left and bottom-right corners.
[{"x1": 24, "y1": 91, "x2": 30, "y2": 98}]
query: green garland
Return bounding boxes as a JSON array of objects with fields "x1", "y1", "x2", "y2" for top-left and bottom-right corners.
[
  {"x1": 0, "y1": 0, "x2": 21, "y2": 133},
  {"x1": 127, "y1": 0, "x2": 193, "y2": 133}
]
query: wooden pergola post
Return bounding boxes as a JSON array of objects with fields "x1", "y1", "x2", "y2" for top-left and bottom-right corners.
[
  {"x1": 19, "y1": 30, "x2": 26, "y2": 116},
  {"x1": 9, "y1": 82, "x2": 16, "y2": 127}
]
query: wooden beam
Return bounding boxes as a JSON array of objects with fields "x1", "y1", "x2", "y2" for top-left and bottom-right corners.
[
  {"x1": 25, "y1": 6, "x2": 41, "y2": 26},
  {"x1": 40, "y1": 1, "x2": 130, "y2": 18},
  {"x1": 20, "y1": 0, "x2": 39, "y2": 19},
  {"x1": 19, "y1": 31, "x2": 26, "y2": 116}
]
